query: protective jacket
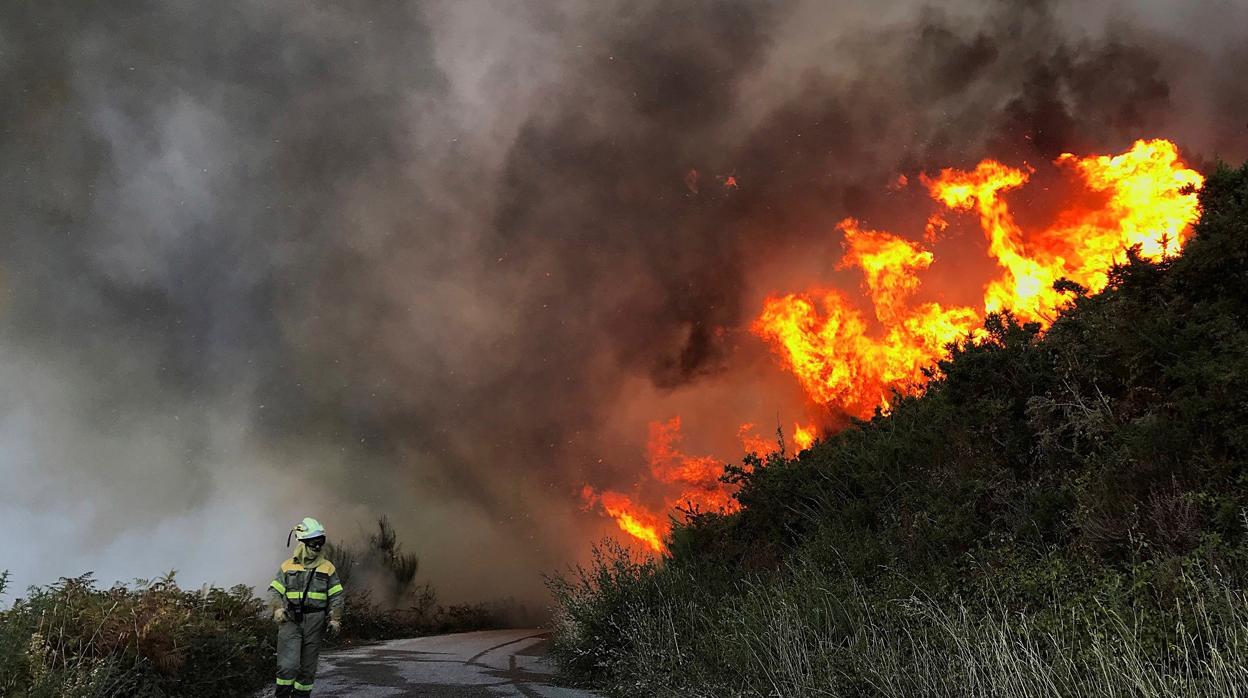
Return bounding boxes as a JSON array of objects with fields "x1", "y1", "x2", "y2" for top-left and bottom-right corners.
[
  {"x1": 268, "y1": 551, "x2": 345, "y2": 620},
  {"x1": 268, "y1": 544, "x2": 344, "y2": 695}
]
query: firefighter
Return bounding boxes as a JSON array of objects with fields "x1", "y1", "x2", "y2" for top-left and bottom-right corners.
[{"x1": 268, "y1": 517, "x2": 344, "y2": 696}]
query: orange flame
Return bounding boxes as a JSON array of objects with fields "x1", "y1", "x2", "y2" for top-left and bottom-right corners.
[
  {"x1": 586, "y1": 417, "x2": 738, "y2": 552},
  {"x1": 738, "y1": 423, "x2": 777, "y2": 456},
  {"x1": 793, "y1": 423, "x2": 816, "y2": 450},
  {"x1": 581, "y1": 486, "x2": 666, "y2": 553},
  {"x1": 1055, "y1": 140, "x2": 1203, "y2": 289},
  {"x1": 754, "y1": 217, "x2": 981, "y2": 415},
  {"x1": 759, "y1": 138, "x2": 1202, "y2": 415},
  {"x1": 646, "y1": 417, "x2": 738, "y2": 512}
]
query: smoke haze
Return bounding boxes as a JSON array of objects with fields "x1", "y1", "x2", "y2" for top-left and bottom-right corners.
[{"x1": 2, "y1": 0, "x2": 1246, "y2": 604}]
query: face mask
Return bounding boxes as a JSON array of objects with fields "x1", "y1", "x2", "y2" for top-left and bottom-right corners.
[{"x1": 292, "y1": 543, "x2": 318, "y2": 564}]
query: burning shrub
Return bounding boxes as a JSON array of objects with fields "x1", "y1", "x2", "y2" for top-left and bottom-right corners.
[{"x1": 551, "y1": 161, "x2": 1248, "y2": 695}]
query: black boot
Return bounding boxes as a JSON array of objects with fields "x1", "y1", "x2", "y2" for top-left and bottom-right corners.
[{"x1": 275, "y1": 686, "x2": 293, "y2": 698}]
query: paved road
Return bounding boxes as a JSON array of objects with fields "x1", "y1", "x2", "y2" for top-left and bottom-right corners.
[{"x1": 262, "y1": 629, "x2": 600, "y2": 697}]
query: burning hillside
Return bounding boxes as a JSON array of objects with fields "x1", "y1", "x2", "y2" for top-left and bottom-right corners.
[{"x1": 587, "y1": 138, "x2": 1204, "y2": 552}]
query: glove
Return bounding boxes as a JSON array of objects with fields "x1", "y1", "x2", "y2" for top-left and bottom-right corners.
[
  {"x1": 328, "y1": 619, "x2": 342, "y2": 634},
  {"x1": 273, "y1": 607, "x2": 289, "y2": 623}
]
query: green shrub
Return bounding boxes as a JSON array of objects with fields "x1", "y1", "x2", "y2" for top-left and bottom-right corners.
[
  {"x1": 0, "y1": 573, "x2": 273, "y2": 698},
  {"x1": 545, "y1": 540, "x2": 661, "y2": 685}
]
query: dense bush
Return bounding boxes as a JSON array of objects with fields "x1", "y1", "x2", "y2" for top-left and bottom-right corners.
[
  {"x1": 0, "y1": 572, "x2": 273, "y2": 698},
  {"x1": 550, "y1": 163, "x2": 1248, "y2": 697}
]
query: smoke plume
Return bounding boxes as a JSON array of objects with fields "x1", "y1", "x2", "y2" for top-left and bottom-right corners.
[{"x1": 2, "y1": 0, "x2": 1245, "y2": 604}]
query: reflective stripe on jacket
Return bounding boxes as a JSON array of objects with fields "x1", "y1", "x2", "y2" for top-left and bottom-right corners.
[{"x1": 268, "y1": 558, "x2": 345, "y2": 620}]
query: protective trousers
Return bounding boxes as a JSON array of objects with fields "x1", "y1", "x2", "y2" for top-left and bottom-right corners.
[{"x1": 275, "y1": 611, "x2": 325, "y2": 695}]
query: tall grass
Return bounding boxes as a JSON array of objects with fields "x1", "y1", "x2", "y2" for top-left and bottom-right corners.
[
  {"x1": 548, "y1": 546, "x2": 1248, "y2": 697},
  {"x1": 842, "y1": 584, "x2": 1248, "y2": 698}
]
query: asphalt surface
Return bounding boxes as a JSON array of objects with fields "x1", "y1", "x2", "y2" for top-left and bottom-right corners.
[{"x1": 259, "y1": 629, "x2": 600, "y2": 697}]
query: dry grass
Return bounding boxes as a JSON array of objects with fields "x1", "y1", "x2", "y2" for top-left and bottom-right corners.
[{"x1": 549, "y1": 547, "x2": 1248, "y2": 697}]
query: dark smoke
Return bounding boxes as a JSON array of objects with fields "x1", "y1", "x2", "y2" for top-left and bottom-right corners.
[{"x1": 2, "y1": 0, "x2": 1245, "y2": 604}]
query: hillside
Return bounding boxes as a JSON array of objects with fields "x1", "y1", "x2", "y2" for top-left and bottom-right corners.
[{"x1": 548, "y1": 161, "x2": 1248, "y2": 697}]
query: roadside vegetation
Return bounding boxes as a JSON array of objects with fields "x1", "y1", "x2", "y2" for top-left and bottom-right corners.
[
  {"x1": 548, "y1": 162, "x2": 1248, "y2": 697},
  {"x1": 0, "y1": 517, "x2": 517, "y2": 697}
]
